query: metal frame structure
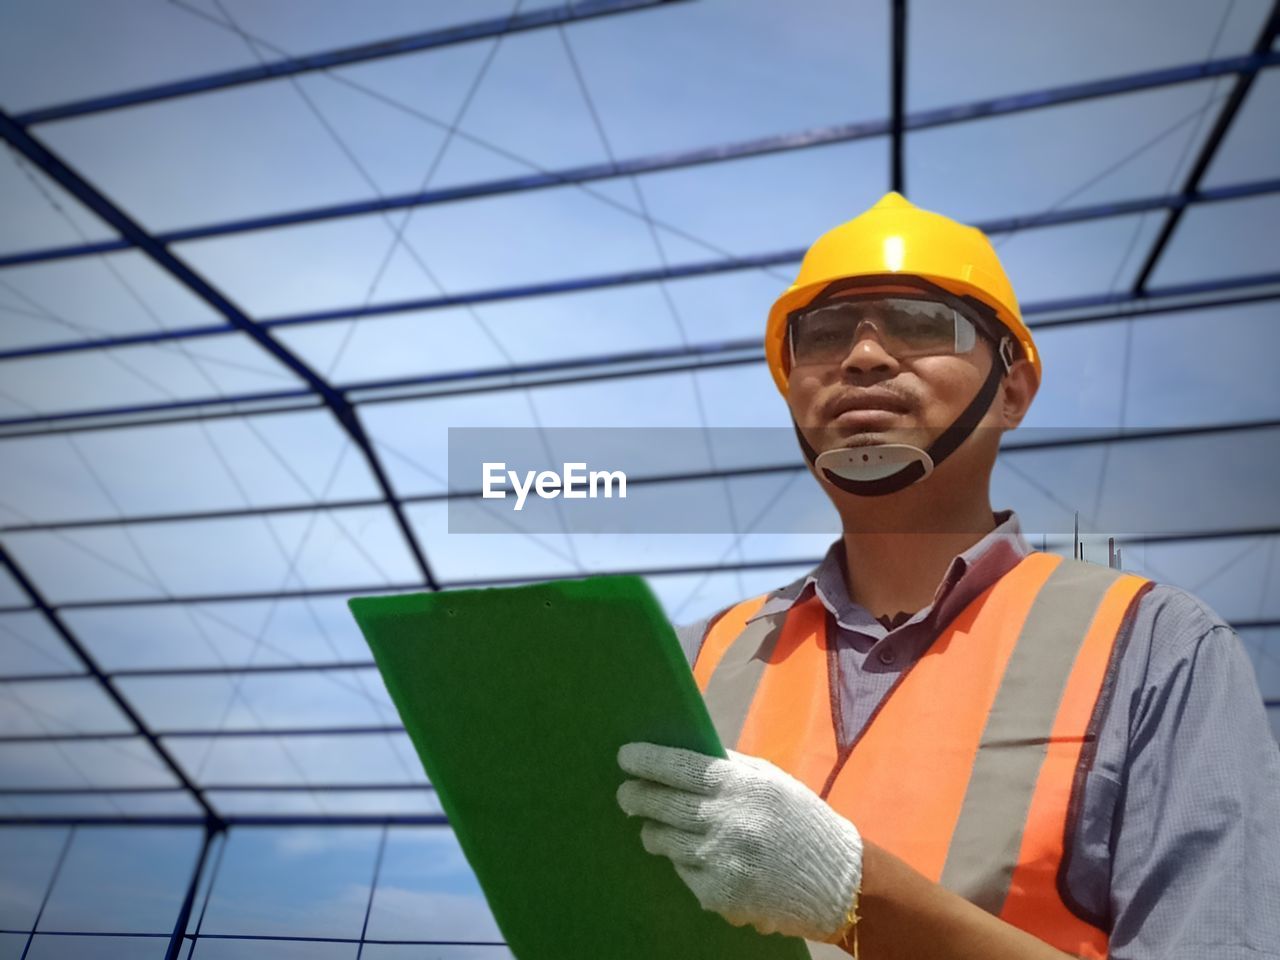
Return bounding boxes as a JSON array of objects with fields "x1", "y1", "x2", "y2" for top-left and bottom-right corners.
[
  {"x1": 1, "y1": 0, "x2": 1279, "y2": 953},
  {"x1": 0, "y1": 0, "x2": 1274, "y2": 820}
]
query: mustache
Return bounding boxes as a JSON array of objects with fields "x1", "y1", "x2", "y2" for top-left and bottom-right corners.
[{"x1": 821, "y1": 388, "x2": 913, "y2": 419}]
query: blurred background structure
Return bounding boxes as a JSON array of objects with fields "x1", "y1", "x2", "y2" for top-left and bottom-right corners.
[{"x1": 1, "y1": 0, "x2": 1278, "y2": 955}]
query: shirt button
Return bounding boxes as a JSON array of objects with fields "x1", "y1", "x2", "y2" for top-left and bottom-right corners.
[{"x1": 877, "y1": 647, "x2": 897, "y2": 665}]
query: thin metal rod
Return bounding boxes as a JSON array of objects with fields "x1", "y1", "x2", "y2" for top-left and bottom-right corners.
[
  {"x1": 2, "y1": 416, "x2": 1277, "y2": 536},
  {"x1": 0, "y1": 932, "x2": 503, "y2": 948},
  {"x1": 0, "y1": 724, "x2": 408, "y2": 744},
  {"x1": 0, "y1": 107, "x2": 440, "y2": 592},
  {"x1": 3, "y1": 175, "x2": 1277, "y2": 372},
  {"x1": 1, "y1": 661, "x2": 379, "y2": 683},
  {"x1": 0, "y1": 547, "x2": 223, "y2": 825},
  {"x1": 4, "y1": 269, "x2": 1279, "y2": 439},
  {"x1": 1233, "y1": 619, "x2": 1280, "y2": 631},
  {"x1": 29, "y1": 520, "x2": 1280, "y2": 612},
  {"x1": 0, "y1": 783, "x2": 432, "y2": 795},
  {"x1": 8, "y1": 587, "x2": 1276, "y2": 682},
  {"x1": 0, "y1": 814, "x2": 452, "y2": 827},
  {"x1": 13, "y1": 0, "x2": 687, "y2": 125},
  {"x1": 6, "y1": 55, "x2": 1277, "y2": 273},
  {"x1": 1, "y1": 497, "x2": 388, "y2": 534},
  {"x1": 2, "y1": 268, "x2": 1277, "y2": 436},
  {"x1": 16, "y1": 826, "x2": 75, "y2": 958},
  {"x1": 0, "y1": 400, "x2": 327, "y2": 440},
  {"x1": 890, "y1": 0, "x2": 907, "y2": 193},
  {"x1": 1133, "y1": 3, "x2": 1280, "y2": 294},
  {"x1": 355, "y1": 827, "x2": 389, "y2": 960},
  {"x1": 163, "y1": 823, "x2": 224, "y2": 960}
]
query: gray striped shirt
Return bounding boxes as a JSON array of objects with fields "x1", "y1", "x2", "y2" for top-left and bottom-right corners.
[{"x1": 674, "y1": 508, "x2": 1280, "y2": 959}]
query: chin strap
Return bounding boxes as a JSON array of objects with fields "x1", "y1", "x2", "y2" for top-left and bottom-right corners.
[{"x1": 794, "y1": 336, "x2": 1014, "y2": 497}]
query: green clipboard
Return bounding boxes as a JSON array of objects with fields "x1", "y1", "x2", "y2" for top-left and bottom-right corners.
[{"x1": 348, "y1": 575, "x2": 809, "y2": 959}]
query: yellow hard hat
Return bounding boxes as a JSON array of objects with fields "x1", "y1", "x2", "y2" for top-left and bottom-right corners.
[{"x1": 765, "y1": 192, "x2": 1040, "y2": 394}]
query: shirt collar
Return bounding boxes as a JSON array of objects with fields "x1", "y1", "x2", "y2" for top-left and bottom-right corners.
[{"x1": 746, "y1": 508, "x2": 1033, "y2": 631}]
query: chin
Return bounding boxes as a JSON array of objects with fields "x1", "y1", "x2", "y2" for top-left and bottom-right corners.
[{"x1": 820, "y1": 427, "x2": 894, "y2": 448}]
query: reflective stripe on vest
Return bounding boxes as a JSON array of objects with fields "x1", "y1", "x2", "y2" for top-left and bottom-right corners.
[{"x1": 691, "y1": 551, "x2": 1153, "y2": 959}]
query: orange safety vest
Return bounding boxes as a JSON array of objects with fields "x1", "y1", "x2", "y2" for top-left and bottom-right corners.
[{"x1": 691, "y1": 551, "x2": 1153, "y2": 959}]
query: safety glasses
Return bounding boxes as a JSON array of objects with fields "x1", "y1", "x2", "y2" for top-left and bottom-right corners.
[{"x1": 787, "y1": 294, "x2": 982, "y2": 370}]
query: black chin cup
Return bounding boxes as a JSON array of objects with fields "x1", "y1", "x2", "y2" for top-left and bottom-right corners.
[{"x1": 793, "y1": 333, "x2": 1012, "y2": 497}]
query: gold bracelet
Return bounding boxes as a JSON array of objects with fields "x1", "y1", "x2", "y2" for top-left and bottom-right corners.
[{"x1": 838, "y1": 878, "x2": 862, "y2": 958}]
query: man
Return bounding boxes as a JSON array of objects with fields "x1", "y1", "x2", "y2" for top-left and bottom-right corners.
[{"x1": 614, "y1": 193, "x2": 1280, "y2": 958}]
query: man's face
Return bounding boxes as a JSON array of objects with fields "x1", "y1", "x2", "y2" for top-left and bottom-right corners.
[{"x1": 784, "y1": 296, "x2": 1035, "y2": 463}]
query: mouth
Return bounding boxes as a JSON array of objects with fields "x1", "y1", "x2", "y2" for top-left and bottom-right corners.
[
  {"x1": 825, "y1": 392, "x2": 909, "y2": 424},
  {"x1": 831, "y1": 407, "x2": 902, "y2": 427}
]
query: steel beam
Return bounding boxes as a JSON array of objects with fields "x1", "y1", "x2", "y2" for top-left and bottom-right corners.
[
  {"x1": 1, "y1": 496, "x2": 387, "y2": 535},
  {"x1": 0, "y1": 546, "x2": 222, "y2": 824},
  {"x1": 0, "y1": 107, "x2": 440, "y2": 592},
  {"x1": 4, "y1": 56, "x2": 1276, "y2": 273},
  {"x1": 3, "y1": 175, "x2": 1277, "y2": 374},
  {"x1": 12, "y1": 594, "x2": 1277, "y2": 681},
  {"x1": 0, "y1": 814, "x2": 451, "y2": 827},
  {"x1": 13, "y1": 0, "x2": 687, "y2": 125},
  {"x1": 0, "y1": 783, "x2": 432, "y2": 795},
  {"x1": 1133, "y1": 3, "x2": 1280, "y2": 294},
  {"x1": 163, "y1": 822, "x2": 224, "y2": 960},
  {"x1": 0, "y1": 724, "x2": 407, "y2": 744},
  {"x1": 1, "y1": 413, "x2": 1276, "y2": 538},
  {"x1": 24, "y1": 520, "x2": 1280, "y2": 613},
  {"x1": 0, "y1": 398, "x2": 326, "y2": 439},
  {"x1": 890, "y1": 0, "x2": 907, "y2": 193},
  {"x1": 4, "y1": 263, "x2": 1277, "y2": 438},
  {"x1": 4, "y1": 258, "x2": 1274, "y2": 434}
]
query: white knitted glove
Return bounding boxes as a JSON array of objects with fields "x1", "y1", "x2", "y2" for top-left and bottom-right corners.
[{"x1": 616, "y1": 742, "x2": 863, "y2": 943}]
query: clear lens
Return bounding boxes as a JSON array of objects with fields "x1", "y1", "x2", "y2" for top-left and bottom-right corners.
[{"x1": 789, "y1": 297, "x2": 978, "y2": 367}]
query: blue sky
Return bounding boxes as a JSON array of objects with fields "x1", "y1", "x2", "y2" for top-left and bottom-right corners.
[{"x1": 0, "y1": 0, "x2": 1278, "y2": 952}]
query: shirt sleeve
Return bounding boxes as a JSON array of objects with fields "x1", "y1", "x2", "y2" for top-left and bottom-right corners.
[
  {"x1": 1106, "y1": 587, "x2": 1280, "y2": 960},
  {"x1": 673, "y1": 615, "x2": 712, "y2": 668}
]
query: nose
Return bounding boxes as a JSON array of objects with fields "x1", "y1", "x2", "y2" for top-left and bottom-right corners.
[{"x1": 840, "y1": 323, "x2": 899, "y2": 377}]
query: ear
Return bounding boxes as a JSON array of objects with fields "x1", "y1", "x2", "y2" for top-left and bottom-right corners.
[{"x1": 999, "y1": 357, "x2": 1038, "y2": 430}]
